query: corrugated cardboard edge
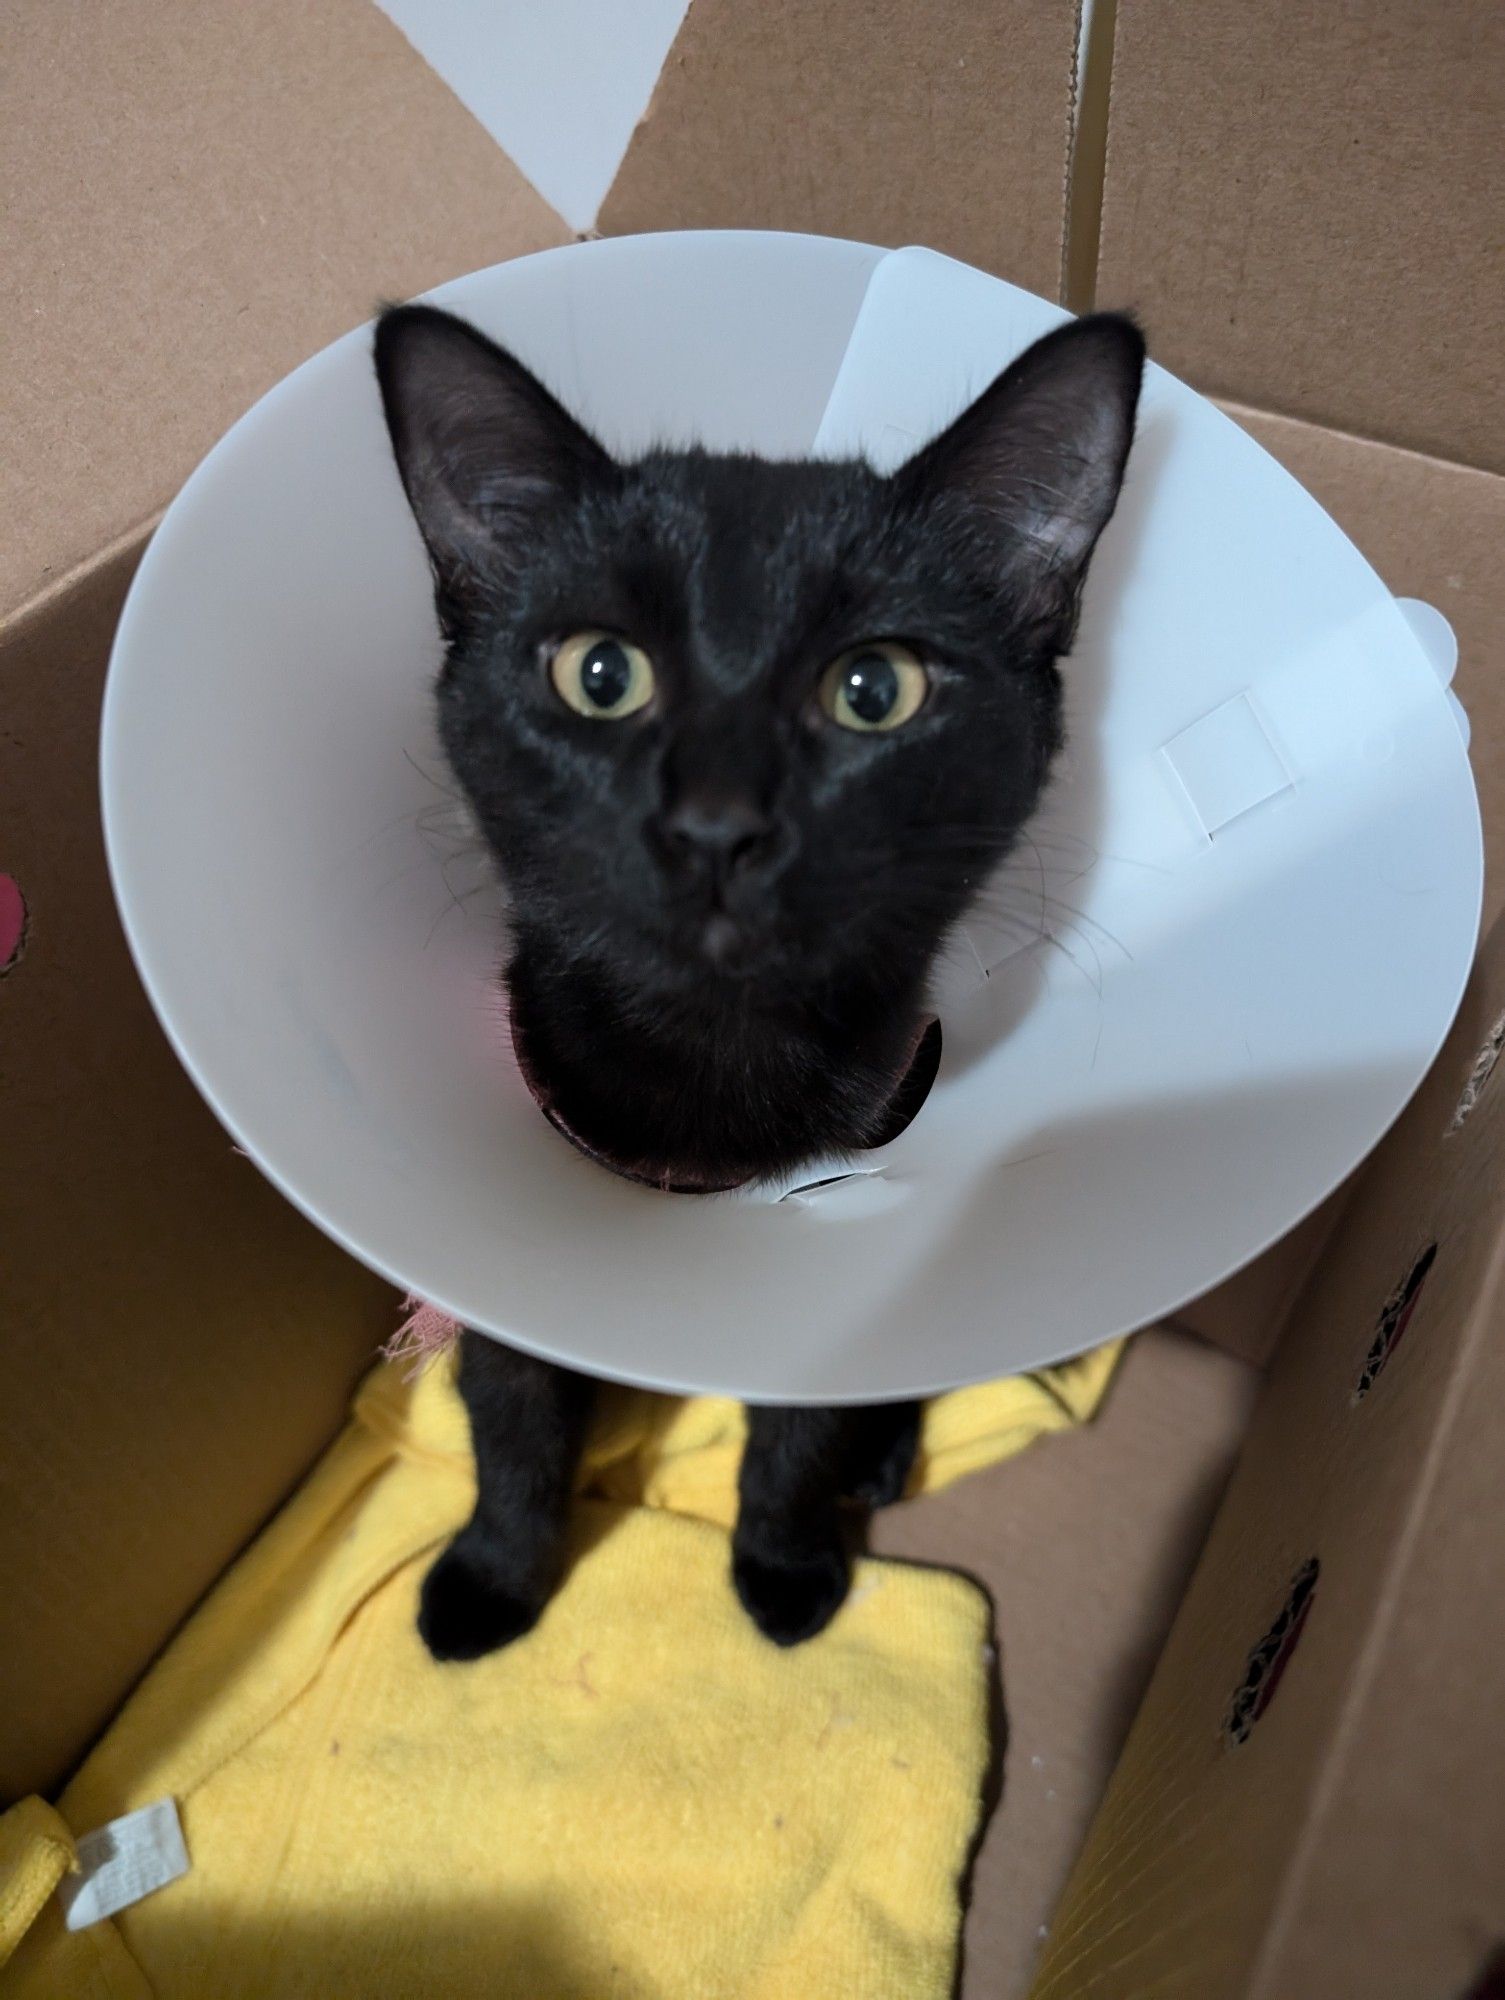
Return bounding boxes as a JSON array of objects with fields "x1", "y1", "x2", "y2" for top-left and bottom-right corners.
[
  {"x1": 1057, "y1": 0, "x2": 1087, "y2": 305},
  {"x1": 1062, "y1": 0, "x2": 1116, "y2": 311},
  {"x1": 4, "y1": 512, "x2": 164, "y2": 640}
]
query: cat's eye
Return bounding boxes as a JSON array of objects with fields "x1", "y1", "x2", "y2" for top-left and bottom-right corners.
[
  {"x1": 819, "y1": 642, "x2": 929, "y2": 733},
  {"x1": 549, "y1": 631, "x2": 656, "y2": 720}
]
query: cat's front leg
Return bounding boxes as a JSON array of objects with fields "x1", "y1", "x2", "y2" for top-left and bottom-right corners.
[
  {"x1": 419, "y1": 1332, "x2": 595, "y2": 1662},
  {"x1": 733, "y1": 1402, "x2": 919, "y2": 1646},
  {"x1": 842, "y1": 1400, "x2": 921, "y2": 1509}
]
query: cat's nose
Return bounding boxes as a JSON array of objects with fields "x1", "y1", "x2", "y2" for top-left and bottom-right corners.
[{"x1": 652, "y1": 788, "x2": 777, "y2": 880}]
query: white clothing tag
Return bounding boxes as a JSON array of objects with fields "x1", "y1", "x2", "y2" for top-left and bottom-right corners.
[{"x1": 57, "y1": 1798, "x2": 189, "y2": 1930}]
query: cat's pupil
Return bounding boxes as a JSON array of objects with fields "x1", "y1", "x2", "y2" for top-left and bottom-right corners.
[
  {"x1": 844, "y1": 653, "x2": 898, "y2": 725},
  {"x1": 581, "y1": 639, "x2": 631, "y2": 709}
]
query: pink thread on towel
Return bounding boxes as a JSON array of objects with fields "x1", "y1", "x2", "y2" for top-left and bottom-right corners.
[{"x1": 383, "y1": 1295, "x2": 461, "y2": 1378}]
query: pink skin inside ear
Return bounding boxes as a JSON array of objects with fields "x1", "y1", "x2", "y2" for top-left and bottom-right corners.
[{"x1": 0, "y1": 875, "x2": 26, "y2": 974}]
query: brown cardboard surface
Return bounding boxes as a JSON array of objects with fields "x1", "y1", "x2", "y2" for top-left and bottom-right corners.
[
  {"x1": 0, "y1": 0, "x2": 569, "y2": 626},
  {"x1": 0, "y1": 539, "x2": 395, "y2": 1804},
  {"x1": 1174, "y1": 411, "x2": 1505, "y2": 1364},
  {"x1": 875, "y1": 1328, "x2": 1260, "y2": 2000},
  {"x1": 1096, "y1": 0, "x2": 1505, "y2": 470},
  {"x1": 1257, "y1": 1257, "x2": 1505, "y2": 2000},
  {"x1": 1031, "y1": 915, "x2": 1505, "y2": 1998},
  {"x1": 599, "y1": 0, "x2": 1079, "y2": 303}
]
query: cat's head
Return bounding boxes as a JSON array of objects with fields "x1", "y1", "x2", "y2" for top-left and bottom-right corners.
[{"x1": 375, "y1": 302, "x2": 1143, "y2": 1183}]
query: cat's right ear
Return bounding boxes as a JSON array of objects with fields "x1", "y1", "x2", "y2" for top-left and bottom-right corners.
[
  {"x1": 891, "y1": 312, "x2": 1145, "y2": 641},
  {"x1": 373, "y1": 304, "x2": 613, "y2": 626}
]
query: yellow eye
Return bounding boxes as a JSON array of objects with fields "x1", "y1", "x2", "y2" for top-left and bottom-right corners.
[
  {"x1": 819, "y1": 642, "x2": 929, "y2": 733},
  {"x1": 549, "y1": 631, "x2": 656, "y2": 720}
]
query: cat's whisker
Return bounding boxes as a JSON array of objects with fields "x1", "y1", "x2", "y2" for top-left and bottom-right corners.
[
  {"x1": 956, "y1": 880, "x2": 1132, "y2": 999},
  {"x1": 401, "y1": 745, "x2": 471, "y2": 806},
  {"x1": 416, "y1": 819, "x2": 486, "y2": 864},
  {"x1": 332, "y1": 796, "x2": 477, "y2": 872},
  {"x1": 368, "y1": 851, "x2": 460, "y2": 900},
  {"x1": 1036, "y1": 893, "x2": 1133, "y2": 961},
  {"x1": 1039, "y1": 927, "x2": 1105, "y2": 997},
  {"x1": 437, "y1": 846, "x2": 494, "y2": 901},
  {"x1": 966, "y1": 888, "x2": 1107, "y2": 997},
  {"x1": 978, "y1": 879, "x2": 1129, "y2": 960},
  {"x1": 946, "y1": 823, "x2": 1170, "y2": 879},
  {"x1": 1014, "y1": 832, "x2": 1093, "y2": 889},
  {"x1": 413, "y1": 797, "x2": 473, "y2": 833},
  {"x1": 369, "y1": 832, "x2": 480, "y2": 887},
  {"x1": 423, "y1": 872, "x2": 497, "y2": 949}
]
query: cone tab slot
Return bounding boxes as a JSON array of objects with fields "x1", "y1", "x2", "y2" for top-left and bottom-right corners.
[{"x1": 1161, "y1": 693, "x2": 1294, "y2": 842}]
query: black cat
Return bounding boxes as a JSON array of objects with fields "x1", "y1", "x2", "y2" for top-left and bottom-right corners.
[{"x1": 375, "y1": 297, "x2": 1143, "y2": 1652}]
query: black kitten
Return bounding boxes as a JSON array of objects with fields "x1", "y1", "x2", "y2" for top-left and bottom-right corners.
[{"x1": 375, "y1": 300, "x2": 1143, "y2": 1651}]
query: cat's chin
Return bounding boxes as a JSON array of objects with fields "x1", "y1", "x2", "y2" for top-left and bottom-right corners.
[
  {"x1": 503, "y1": 952, "x2": 940, "y2": 1195},
  {"x1": 649, "y1": 904, "x2": 794, "y2": 988},
  {"x1": 696, "y1": 912, "x2": 763, "y2": 978}
]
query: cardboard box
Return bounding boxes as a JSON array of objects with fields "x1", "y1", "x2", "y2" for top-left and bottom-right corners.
[{"x1": 2, "y1": 2, "x2": 1501, "y2": 1992}]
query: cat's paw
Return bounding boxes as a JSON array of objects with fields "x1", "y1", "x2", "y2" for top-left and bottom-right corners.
[
  {"x1": 418, "y1": 1538, "x2": 543, "y2": 1662},
  {"x1": 846, "y1": 1402, "x2": 921, "y2": 1510},
  {"x1": 733, "y1": 1540, "x2": 850, "y2": 1647}
]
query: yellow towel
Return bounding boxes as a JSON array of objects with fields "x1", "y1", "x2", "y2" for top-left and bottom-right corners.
[{"x1": 1, "y1": 1342, "x2": 1121, "y2": 2000}]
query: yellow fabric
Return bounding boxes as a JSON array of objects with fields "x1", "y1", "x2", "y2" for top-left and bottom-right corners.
[
  {"x1": 0, "y1": 1800, "x2": 73, "y2": 1963},
  {"x1": 584, "y1": 1341, "x2": 1123, "y2": 1529},
  {"x1": 2, "y1": 1342, "x2": 1121, "y2": 2000}
]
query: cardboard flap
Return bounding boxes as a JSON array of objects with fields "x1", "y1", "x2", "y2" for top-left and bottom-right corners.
[
  {"x1": 597, "y1": 0, "x2": 1079, "y2": 302},
  {"x1": 1096, "y1": 0, "x2": 1505, "y2": 471},
  {"x1": 0, "y1": 0, "x2": 569, "y2": 628}
]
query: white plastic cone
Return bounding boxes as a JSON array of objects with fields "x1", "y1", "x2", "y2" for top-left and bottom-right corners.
[{"x1": 102, "y1": 233, "x2": 1481, "y2": 1400}]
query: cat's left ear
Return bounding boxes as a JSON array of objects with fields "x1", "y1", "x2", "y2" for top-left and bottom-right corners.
[
  {"x1": 895, "y1": 312, "x2": 1145, "y2": 621},
  {"x1": 374, "y1": 303, "x2": 614, "y2": 628}
]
